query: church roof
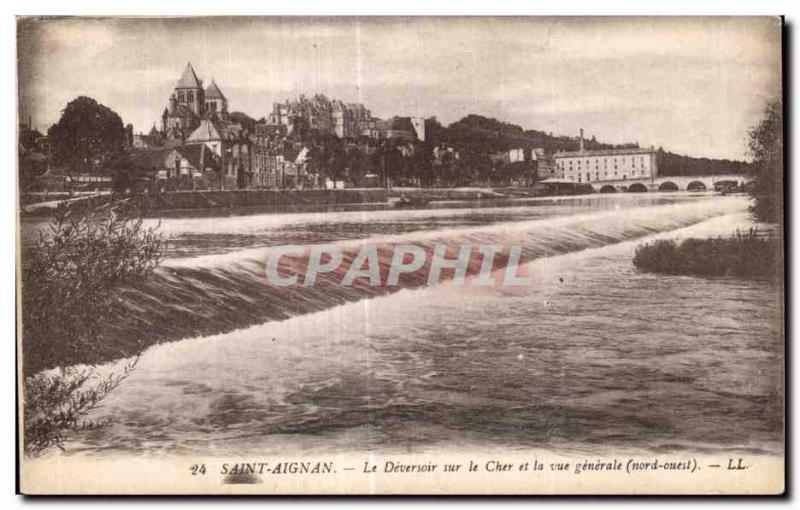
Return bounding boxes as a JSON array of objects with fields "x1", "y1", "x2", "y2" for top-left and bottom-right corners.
[
  {"x1": 176, "y1": 62, "x2": 202, "y2": 89},
  {"x1": 186, "y1": 119, "x2": 223, "y2": 142},
  {"x1": 205, "y1": 79, "x2": 226, "y2": 100}
]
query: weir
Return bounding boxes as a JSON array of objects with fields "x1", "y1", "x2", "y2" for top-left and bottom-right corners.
[{"x1": 97, "y1": 197, "x2": 747, "y2": 365}]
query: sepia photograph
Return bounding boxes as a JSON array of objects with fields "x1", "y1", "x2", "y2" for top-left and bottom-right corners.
[{"x1": 15, "y1": 15, "x2": 784, "y2": 495}]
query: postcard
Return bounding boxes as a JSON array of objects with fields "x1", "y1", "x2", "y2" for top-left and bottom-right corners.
[{"x1": 17, "y1": 16, "x2": 784, "y2": 495}]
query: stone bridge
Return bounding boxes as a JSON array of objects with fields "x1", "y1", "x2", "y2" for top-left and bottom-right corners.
[{"x1": 588, "y1": 174, "x2": 753, "y2": 193}]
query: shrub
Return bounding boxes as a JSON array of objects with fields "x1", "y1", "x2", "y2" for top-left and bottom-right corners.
[
  {"x1": 633, "y1": 229, "x2": 781, "y2": 281},
  {"x1": 21, "y1": 196, "x2": 163, "y2": 373},
  {"x1": 21, "y1": 196, "x2": 163, "y2": 455},
  {"x1": 23, "y1": 357, "x2": 138, "y2": 456}
]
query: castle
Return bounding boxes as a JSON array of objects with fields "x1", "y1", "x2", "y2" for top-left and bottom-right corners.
[{"x1": 161, "y1": 62, "x2": 230, "y2": 139}]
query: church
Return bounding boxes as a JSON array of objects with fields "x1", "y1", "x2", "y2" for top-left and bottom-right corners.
[
  {"x1": 161, "y1": 62, "x2": 230, "y2": 139},
  {"x1": 152, "y1": 63, "x2": 252, "y2": 189}
]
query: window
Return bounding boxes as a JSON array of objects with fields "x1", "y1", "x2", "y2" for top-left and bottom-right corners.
[
  {"x1": 187, "y1": 91, "x2": 194, "y2": 103},
  {"x1": 177, "y1": 91, "x2": 185, "y2": 102}
]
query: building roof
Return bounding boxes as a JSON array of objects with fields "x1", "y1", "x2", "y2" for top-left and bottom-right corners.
[
  {"x1": 553, "y1": 147, "x2": 657, "y2": 158},
  {"x1": 175, "y1": 62, "x2": 202, "y2": 89},
  {"x1": 186, "y1": 119, "x2": 223, "y2": 142},
  {"x1": 127, "y1": 148, "x2": 175, "y2": 170},
  {"x1": 205, "y1": 79, "x2": 226, "y2": 100},
  {"x1": 175, "y1": 144, "x2": 210, "y2": 170}
]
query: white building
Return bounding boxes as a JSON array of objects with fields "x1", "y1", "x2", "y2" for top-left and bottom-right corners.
[{"x1": 553, "y1": 129, "x2": 658, "y2": 184}]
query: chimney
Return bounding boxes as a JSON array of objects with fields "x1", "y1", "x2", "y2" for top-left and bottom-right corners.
[{"x1": 579, "y1": 128, "x2": 585, "y2": 152}]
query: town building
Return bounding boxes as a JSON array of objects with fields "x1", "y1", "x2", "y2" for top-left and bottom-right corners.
[
  {"x1": 251, "y1": 122, "x2": 312, "y2": 189},
  {"x1": 125, "y1": 144, "x2": 219, "y2": 191},
  {"x1": 553, "y1": 129, "x2": 658, "y2": 184},
  {"x1": 133, "y1": 124, "x2": 166, "y2": 149},
  {"x1": 377, "y1": 117, "x2": 418, "y2": 142},
  {"x1": 185, "y1": 118, "x2": 252, "y2": 189},
  {"x1": 532, "y1": 148, "x2": 557, "y2": 179}
]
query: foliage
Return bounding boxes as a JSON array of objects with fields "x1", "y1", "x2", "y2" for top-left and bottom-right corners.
[
  {"x1": 656, "y1": 149, "x2": 752, "y2": 177},
  {"x1": 23, "y1": 357, "x2": 138, "y2": 456},
  {"x1": 748, "y1": 98, "x2": 783, "y2": 223},
  {"x1": 633, "y1": 229, "x2": 781, "y2": 281},
  {"x1": 21, "y1": 197, "x2": 164, "y2": 373},
  {"x1": 47, "y1": 96, "x2": 126, "y2": 175}
]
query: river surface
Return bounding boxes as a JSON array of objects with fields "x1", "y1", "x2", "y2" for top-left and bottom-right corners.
[{"x1": 47, "y1": 193, "x2": 782, "y2": 457}]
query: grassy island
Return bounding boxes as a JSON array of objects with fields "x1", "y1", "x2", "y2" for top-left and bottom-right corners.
[{"x1": 633, "y1": 229, "x2": 781, "y2": 282}]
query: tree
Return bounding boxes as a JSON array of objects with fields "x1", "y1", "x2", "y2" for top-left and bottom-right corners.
[
  {"x1": 748, "y1": 98, "x2": 783, "y2": 223},
  {"x1": 48, "y1": 96, "x2": 126, "y2": 176}
]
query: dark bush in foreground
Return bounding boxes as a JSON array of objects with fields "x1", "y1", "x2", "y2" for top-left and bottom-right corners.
[
  {"x1": 22, "y1": 197, "x2": 163, "y2": 373},
  {"x1": 21, "y1": 197, "x2": 162, "y2": 455},
  {"x1": 23, "y1": 358, "x2": 138, "y2": 456},
  {"x1": 633, "y1": 229, "x2": 781, "y2": 281}
]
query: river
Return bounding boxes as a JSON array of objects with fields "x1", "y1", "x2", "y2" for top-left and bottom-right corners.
[{"x1": 42, "y1": 193, "x2": 781, "y2": 458}]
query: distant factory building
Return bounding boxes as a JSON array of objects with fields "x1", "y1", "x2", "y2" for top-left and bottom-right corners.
[{"x1": 554, "y1": 129, "x2": 658, "y2": 184}]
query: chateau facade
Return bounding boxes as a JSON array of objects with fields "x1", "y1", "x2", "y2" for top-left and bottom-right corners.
[{"x1": 266, "y1": 94, "x2": 378, "y2": 139}]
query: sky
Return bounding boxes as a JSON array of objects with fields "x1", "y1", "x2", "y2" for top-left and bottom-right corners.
[{"x1": 17, "y1": 16, "x2": 782, "y2": 160}]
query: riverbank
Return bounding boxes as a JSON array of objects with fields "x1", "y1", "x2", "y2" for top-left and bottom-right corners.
[{"x1": 20, "y1": 188, "x2": 391, "y2": 217}]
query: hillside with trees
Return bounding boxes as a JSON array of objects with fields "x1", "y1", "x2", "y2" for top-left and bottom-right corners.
[{"x1": 429, "y1": 114, "x2": 751, "y2": 177}]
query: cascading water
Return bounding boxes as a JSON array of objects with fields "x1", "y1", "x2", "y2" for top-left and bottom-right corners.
[
  {"x1": 102, "y1": 195, "x2": 749, "y2": 358},
  {"x1": 39, "y1": 194, "x2": 782, "y2": 457}
]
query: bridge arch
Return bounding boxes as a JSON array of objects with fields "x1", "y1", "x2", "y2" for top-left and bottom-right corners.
[
  {"x1": 627, "y1": 183, "x2": 648, "y2": 193},
  {"x1": 658, "y1": 181, "x2": 679, "y2": 192},
  {"x1": 687, "y1": 180, "x2": 707, "y2": 191},
  {"x1": 599, "y1": 184, "x2": 617, "y2": 193}
]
